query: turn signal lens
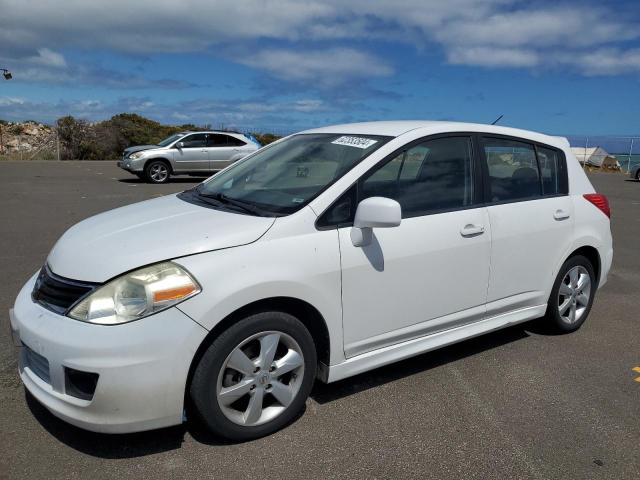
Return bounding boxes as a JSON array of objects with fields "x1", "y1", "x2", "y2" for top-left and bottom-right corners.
[{"x1": 583, "y1": 193, "x2": 610, "y2": 218}]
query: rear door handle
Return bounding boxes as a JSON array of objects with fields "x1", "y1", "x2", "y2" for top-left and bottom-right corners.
[
  {"x1": 460, "y1": 224, "x2": 485, "y2": 237},
  {"x1": 553, "y1": 209, "x2": 570, "y2": 220}
]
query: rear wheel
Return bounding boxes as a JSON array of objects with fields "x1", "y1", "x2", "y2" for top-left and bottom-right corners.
[
  {"x1": 144, "y1": 160, "x2": 170, "y2": 184},
  {"x1": 636, "y1": 169, "x2": 640, "y2": 181},
  {"x1": 190, "y1": 311, "x2": 317, "y2": 441},
  {"x1": 545, "y1": 255, "x2": 596, "y2": 332}
]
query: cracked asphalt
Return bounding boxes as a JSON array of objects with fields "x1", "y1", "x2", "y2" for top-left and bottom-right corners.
[{"x1": 1, "y1": 161, "x2": 639, "y2": 479}]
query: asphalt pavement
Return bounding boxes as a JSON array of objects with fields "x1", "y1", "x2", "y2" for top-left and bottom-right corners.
[{"x1": 1, "y1": 161, "x2": 639, "y2": 479}]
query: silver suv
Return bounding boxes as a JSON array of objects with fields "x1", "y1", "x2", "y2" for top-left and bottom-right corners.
[{"x1": 118, "y1": 131, "x2": 261, "y2": 183}]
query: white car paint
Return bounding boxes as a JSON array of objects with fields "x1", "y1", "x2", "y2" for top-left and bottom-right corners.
[
  {"x1": 47, "y1": 194, "x2": 275, "y2": 282},
  {"x1": 11, "y1": 120, "x2": 613, "y2": 433}
]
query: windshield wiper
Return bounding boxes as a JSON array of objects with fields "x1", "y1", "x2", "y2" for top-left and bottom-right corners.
[{"x1": 197, "y1": 191, "x2": 270, "y2": 217}]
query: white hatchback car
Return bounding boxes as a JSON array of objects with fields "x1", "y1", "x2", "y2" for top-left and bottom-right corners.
[{"x1": 10, "y1": 121, "x2": 612, "y2": 440}]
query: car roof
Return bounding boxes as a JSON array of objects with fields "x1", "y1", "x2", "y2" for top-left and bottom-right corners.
[
  {"x1": 301, "y1": 121, "x2": 569, "y2": 150},
  {"x1": 180, "y1": 130, "x2": 245, "y2": 136}
]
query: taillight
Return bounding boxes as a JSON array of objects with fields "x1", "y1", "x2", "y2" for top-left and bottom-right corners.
[{"x1": 583, "y1": 193, "x2": 610, "y2": 218}]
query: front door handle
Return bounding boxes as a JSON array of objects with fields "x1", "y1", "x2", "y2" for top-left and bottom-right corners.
[
  {"x1": 553, "y1": 209, "x2": 570, "y2": 220},
  {"x1": 460, "y1": 224, "x2": 485, "y2": 237}
]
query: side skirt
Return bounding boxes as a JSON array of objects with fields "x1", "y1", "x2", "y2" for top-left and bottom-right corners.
[{"x1": 322, "y1": 304, "x2": 546, "y2": 383}]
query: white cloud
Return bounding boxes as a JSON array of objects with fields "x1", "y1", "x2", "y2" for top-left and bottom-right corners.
[
  {"x1": 29, "y1": 48, "x2": 67, "y2": 67},
  {"x1": 241, "y1": 48, "x2": 393, "y2": 86},
  {"x1": 0, "y1": 0, "x2": 639, "y2": 83},
  {"x1": 447, "y1": 47, "x2": 539, "y2": 68}
]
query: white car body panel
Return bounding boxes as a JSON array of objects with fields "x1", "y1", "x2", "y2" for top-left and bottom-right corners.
[
  {"x1": 11, "y1": 120, "x2": 613, "y2": 433},
  {"x1": 339, "y1": 207, "x2": 491, "y2": 357},
  {"x1": 47, "y1": 194, "x2": 275, "y2": 282}
]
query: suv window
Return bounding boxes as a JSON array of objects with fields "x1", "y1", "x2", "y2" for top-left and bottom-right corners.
[
  {"x1": 225, "y1": 135, "x2": 246, "y2": 146},
  {"x1": 181, "y1": 134, "x2": 207, "y2": 148},
  {"x1": 361, "y1": 136, "x2": 474, "y2": 218},
  {"x1": 483, "y1": 138, "x2": 540, "y2": 202},
  {"x1": 208, "y1": 134, "x2": 247, "y2": 147}
]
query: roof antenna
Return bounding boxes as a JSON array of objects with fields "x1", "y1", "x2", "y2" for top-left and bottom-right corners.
[{"x1": 491, "y1": 114, "x2": 504, "y2": 125}]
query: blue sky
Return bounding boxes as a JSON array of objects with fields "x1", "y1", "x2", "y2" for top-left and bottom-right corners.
[{"x1": 0, "y1": 0, "x2": 639, "y2": 135}]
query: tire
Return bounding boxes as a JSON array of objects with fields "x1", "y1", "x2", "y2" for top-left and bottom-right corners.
[
  {"x1": 144, "y1": 160, "x2": 171, "y2": 184},
  {"x1": 190, "y1": 311, "x2": 317, "y2": 441},
  {"x1": 545, "y1": 255, "x2": 597, "y2": 333},
  {"x1": 636, "y1": 169, "x2": 640, "y2": 181}
]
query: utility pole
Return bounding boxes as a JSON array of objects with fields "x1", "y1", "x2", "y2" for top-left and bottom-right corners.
[
  {"x1": 627, "y1": 138, "x2": 634, "y2": 174},
  {"x1": 56, "y1": 129, "x2": 61, "y2": 161}
]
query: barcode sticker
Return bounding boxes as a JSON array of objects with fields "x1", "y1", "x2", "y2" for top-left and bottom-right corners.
[{"x1": 331, "y1": 136, "x2": 378, "y2": 149}]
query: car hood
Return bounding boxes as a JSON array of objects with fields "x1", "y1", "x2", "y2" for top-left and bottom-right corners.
[
  {"x1": 123, "y1": 145, "x2": 159, "y2": 156},
  {"x1": 47, "y1": 194, "x2": 276, "y2": 282}
]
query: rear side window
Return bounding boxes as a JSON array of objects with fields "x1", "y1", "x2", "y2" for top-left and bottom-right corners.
[
  {"x1": 226, "y1": 135, "x2": 247, "y2": 146},
  {"x1": 537, "y1": 146, "x2": 561, "y2": 195},
  {"x1": 483, "y1": 138, "x2": 540, "y2": 202},
  {"x1": 360, "y1": 136, "x2": 475, "y2": 218}
]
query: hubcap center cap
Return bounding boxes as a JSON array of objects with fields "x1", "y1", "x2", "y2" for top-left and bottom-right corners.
[{"x1": 257, "y1": 373, "x2": 270, "y2": 385}]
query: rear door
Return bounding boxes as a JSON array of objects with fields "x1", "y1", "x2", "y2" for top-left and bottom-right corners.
[
  {"x1": 173, "y1": 133, "x2": 209, "y2": 172},
  {"x1": 480, "y1": 136, "x2": 573, "y2": 316},
  {"x1": 328, "y1": 135, "x2": 492, "y2": 357},
  {"x1": 208, "y1": 134, "x2": 248, "y2": 170}
]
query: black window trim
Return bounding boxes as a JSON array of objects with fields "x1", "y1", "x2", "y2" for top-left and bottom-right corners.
[
  {"x1": 316, "y1": 132, "x2": 484, "y2": 230},
  {"x1": 477, "y1": 133, "x2": 569, "y2": 207},
  {"x1": 315, "y1": 131, "x2": 569, "y2": 230}
]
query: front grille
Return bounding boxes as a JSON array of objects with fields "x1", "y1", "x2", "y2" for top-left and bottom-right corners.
[
  {"x1": 23, "y1": 342, "x2": 51, "y2": 384},
  {"x1": 32, "y1": 266, "x2": 98, "y2": 314}
]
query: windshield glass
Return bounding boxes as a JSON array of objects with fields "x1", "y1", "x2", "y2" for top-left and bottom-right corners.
[
  {"x1": 196, "y1": 133, "x2": 390, "y2": 215},
  {"x1": 157, "y1": 133, "x2": 186, "y2": 147}
]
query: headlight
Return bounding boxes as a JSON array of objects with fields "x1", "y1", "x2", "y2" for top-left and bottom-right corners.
[
  {"x1": 129, "y1": 151, "x2": 145, "y2": 159},
  {"x1": 68, "y1": 262, "x2": 200, "y2": 325}
]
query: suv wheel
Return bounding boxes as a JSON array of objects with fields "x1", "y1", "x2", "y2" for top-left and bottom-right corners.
[
  {"x1": 190, "y1": 311, "x2": 317, "y2": 441},
  {"x1": 545, "y1": 255, "x2": 596, "y2": 332},
  {"x1": 145, "y1": 160, "x2": 170, "y2": 184}
]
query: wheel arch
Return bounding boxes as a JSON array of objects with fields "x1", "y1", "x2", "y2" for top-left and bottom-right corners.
[
  {"x1": 144, "y1": 157, "x2": 173, "y2": 173},
  {"x1": 184, "y1": 296, "x2": 331, "y2": 403},
  {"x1": 565, "y1": 245, "x2": 601, "y2": 287}
]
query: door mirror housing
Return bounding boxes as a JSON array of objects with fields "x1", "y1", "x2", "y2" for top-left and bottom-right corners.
[
  {"x1": 351, "y1": 197, "x2": 401, "y2": 247},
  {"x1": 175, "y1": 141, "x2": 185, "y2": 149}
]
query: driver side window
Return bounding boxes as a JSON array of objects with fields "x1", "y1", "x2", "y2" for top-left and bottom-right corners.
[
  {"x1": 360, "y1": 136, "x2": 474, "y2": 218},
  {"x1": 180, "y1": 134, "x2": 207, "y2": 148}
]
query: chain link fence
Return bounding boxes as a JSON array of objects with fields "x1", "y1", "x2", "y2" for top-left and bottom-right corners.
[{"x1": 565, "y1": 135, "x2": 639, "y2": 174}]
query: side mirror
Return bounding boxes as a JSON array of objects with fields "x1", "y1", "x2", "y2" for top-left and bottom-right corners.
[
  {"x1": 175, "y1": 141, "x2": 185, "y2": 149},
  {"x1": 351, "y1": 197, "x2": 401, "y2": 247}
]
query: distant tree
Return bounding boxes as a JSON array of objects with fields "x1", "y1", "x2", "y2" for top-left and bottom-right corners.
[{"x1": 253, "y1": 133, "x2": 282, "y2": 145}]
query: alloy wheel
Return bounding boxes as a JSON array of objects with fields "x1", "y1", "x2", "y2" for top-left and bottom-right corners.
[
  {"x1": 557, "y1": 265, "x2": 591, "y2": 324},
  {"x1": 149, "y1": 163, "x2": 168, "y2": 182},
  {"x1": 216, "y1": 331, "x2": 305, "y2": 427}
]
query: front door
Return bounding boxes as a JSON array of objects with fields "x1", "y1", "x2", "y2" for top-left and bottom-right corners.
[
  {"x1": 337, "y1": 135, "x2": 491, "y2": 358},
  {"x1": 173, "y1": 133, "x2": 209, "y2": 172}
]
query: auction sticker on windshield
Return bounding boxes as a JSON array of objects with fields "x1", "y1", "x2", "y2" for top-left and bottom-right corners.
[{"x1": 331, "y1": 136, "x2": 378, "y2": 149}]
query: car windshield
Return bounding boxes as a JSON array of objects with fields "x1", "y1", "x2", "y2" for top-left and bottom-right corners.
[
  {"x1": 157, "y1": 133, "x2": 186, "y2": 147},
  {"x1": 195, "y1": 133, "x2": 391, "y2": 216}
]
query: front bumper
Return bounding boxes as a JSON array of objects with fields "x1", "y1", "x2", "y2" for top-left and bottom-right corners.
[
  {"x1": 117, "y1": 159, "x2": 143, "y2": 173},
  {"x1": 11, "y1": 274, "x2": 208, "y2": 433}
]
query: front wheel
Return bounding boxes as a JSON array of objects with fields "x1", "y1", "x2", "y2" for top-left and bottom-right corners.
[
  {"x1": 545, "y1": 255, "x2": 596, "y2": 332},
  {"x1": 190, "y1": 311, "x2": 317, "y2": 441},
  {"x1": 144, "y1": 160, "x2": 170, "y2": 184}
]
